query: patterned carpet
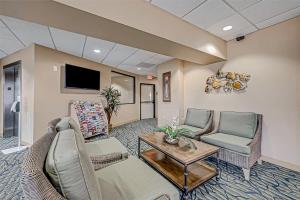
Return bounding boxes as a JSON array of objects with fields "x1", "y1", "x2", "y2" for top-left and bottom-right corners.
[{"x1": 0, "y1": 119, "x2": 300, "y2": 200}]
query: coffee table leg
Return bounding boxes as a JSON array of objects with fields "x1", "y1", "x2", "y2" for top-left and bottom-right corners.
[
  {"x1": 216, "y1": 152, "x2": 221, "y2": 180},
  {"x1": 183, "y1": 165, "x2": 189, "y2": 200}
]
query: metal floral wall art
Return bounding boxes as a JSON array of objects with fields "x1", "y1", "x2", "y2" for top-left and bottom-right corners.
[{"x1": 205, "y1": 69, "x2": 250, "y2": 93}]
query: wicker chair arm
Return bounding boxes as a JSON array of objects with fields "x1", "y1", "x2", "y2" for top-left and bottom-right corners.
[
  {"x1": 194, "y1": 111, "x2": 214, "y2": 136},
  {"x1": 248, "y1": 114, "x2": 262, "y2": 151},
  {"x1": 90, "y1": 152, "x2": 128, "y2": 170}
]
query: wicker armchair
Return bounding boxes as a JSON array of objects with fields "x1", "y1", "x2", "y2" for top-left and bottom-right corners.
[{"x1": 201, "y1": 112, "x2": 262, "y2": 180}]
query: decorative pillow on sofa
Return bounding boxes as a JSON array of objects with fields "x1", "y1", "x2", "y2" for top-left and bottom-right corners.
[
  {"x1": 45, "y1": 129, "x2": 102, "y2": 200},
  {"x1": 184, "y1": 108, "x2": 211, "y2": 129},
  {"x1": 73, "y1": 101, "x2": 108, "y2": 139}
]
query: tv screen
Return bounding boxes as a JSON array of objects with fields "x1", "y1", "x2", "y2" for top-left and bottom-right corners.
[{"x1": 65, "y1": 64, "x2": 100, "y2": 90}]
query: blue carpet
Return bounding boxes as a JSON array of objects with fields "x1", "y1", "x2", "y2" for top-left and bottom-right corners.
[{"x1": 0, "y1": 119, "x2": 300, "y2": 199}]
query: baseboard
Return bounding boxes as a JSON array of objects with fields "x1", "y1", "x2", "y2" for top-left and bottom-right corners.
[{"x1": 261, "y1": 155, "x2": 300, "y2": 172}]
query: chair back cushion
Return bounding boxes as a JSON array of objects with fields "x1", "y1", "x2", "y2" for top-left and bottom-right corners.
[
  {"x1": 56, "y1": 117, "x2": 85, "y2": 143},
  {"x1": 21, "y1": 130, "x2": 66, "y2": 200},
  {"x1": 184, "y1": 108, "x2": 211, "y2": 129},
  {"x1": 219, "y1": 111, "x2": 257, "y2": 139},
  {"x1": 45, "y1": 129, "x2": 102, "y2": 200},
  {"x1": 71, "y1": 101, "x2": 108, "y2": 138}
]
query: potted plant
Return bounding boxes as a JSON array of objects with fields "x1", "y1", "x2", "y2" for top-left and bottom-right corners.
[
  {"x1": 157, "y1": 126, "x2": 189, "y2": 145},
  {"x1": 100, "y1": 87, "x2": 121, "y2": 131}
]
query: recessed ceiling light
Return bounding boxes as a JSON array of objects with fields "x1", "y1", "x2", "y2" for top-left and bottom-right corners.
[
  {"x1": 93, "y1": 49, "x2": 101, "y2": 53},
  {"x1": 137, "y1": 67, "x2": 141, "y2": 70},
  {"x1": 223, "y1": 26, "x2": 232, "y2": 31}
]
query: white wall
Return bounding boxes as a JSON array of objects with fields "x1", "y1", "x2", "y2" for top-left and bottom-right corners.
[{"x1": 183, "y1": 17, "x2": 300, "y2": 167}]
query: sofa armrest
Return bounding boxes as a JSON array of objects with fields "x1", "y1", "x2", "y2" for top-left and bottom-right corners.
[{"x1": 90, "y1": 152, "x2": 128, "y2": 170}]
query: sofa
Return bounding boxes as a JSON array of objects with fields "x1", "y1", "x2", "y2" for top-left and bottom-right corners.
[
  {"x1": 177, "y1": 108, "x2": 213, "y2": 140},
  {"x1": 21, "y1": 118, "x2": 179, "y2": 200},
  {"x1": 201, "y1": 111, "x2": 262, "y2": 180}
]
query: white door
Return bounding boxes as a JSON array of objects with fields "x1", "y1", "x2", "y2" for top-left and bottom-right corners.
[{"x1": 140, "y1": 84, "x2": 155, "y2": 119}]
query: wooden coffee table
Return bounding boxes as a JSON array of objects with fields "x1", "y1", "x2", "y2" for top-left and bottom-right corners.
[{"x1": 138, "y1": 132, "x2": 220, "y2": 200}]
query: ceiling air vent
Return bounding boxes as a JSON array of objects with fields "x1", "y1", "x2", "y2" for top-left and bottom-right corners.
[{"x1": 136, "y1": 62, "x2": 155, "y2": 68}]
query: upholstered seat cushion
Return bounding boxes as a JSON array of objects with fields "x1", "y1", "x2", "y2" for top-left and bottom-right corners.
[
  {"x1": 85, "y1": 137, "x2": 128, "y2": 156},
  {"x1": 219, "y1": 111, "x2": 257, "y2": 139},
  {"x1": 184, "y1": 108, "x2": 210, "y2": 129},
  {"x1": 201, "y1": 133, "x2": 252, "y2": 154},
  {"x1": 95, "y1": 156, "x2": 179, "y2": 200},
  {"x1": 45, "y1": 129, "x2": 102, "y2": 200},
  {"x1": 177, "y1": 125, "x2": 203, "y2": 138}
]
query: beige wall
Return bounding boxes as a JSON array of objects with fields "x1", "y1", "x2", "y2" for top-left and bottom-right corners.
[
  {"x1": 34, "y1": 45, "x2": 151, "y2": 140},
  {"x1": 0, "y1": 45, "x2": 35, "y2": 144},
  {"x1": 182, "y1": 17, "x2": 300, "y2": 166},
  {"x1": 0, "y1": 44, "x2": 157, "y2": 143},
  {"x1": 157, "y1": 59, "x2": 184, "y2": 127}
]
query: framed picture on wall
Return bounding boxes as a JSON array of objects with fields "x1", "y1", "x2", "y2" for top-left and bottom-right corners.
[{"x1": 162, "y1": 71, "x2": 171, "y2": 102}]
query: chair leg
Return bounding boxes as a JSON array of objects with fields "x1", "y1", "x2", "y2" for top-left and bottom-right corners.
[
  {"x1": 257, "y1": 159, "x2": 263, "y2": 165},
  {"x1": 242, "y1": 168, "x2": 250, "y2": 181}
]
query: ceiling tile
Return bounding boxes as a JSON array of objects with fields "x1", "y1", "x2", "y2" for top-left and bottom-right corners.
[
  {"x1": 83, "y1": 36, "x2": 115, "y2": 63},
  {"x1": 0, "y1": 20, "x2": 24, "y2": 54},
  {"x1": 206, "y1": 14, "x2": 257, "y2": 41},
  {"x1": 183, "y1": 0, "x2": 236, "y2": 29},
  {"x1": 151, "y1": 0, "x2": 206, "y2": 17},
  {"x1": 223, "y1": 26, "x2": 257, "y2": 41},
  {"x1": 0, "y1": 50, "x2": 7, "y2": 59},
  {"x1": 241, "y1": 0, "x2": 300, "y2": 24},
  {"x1": 117, "y1": 64, "x2": 146, "y2": 75},
  {"x1": 1, "y1": 16, "x2": 54, "y2": 48},
  {"x1": 144, "y1": 54, "x2": 172, "y2": 65},
  {"x1": 102, "y1": 44, "x2": 137, "y2": 67},
  {"x1": 256, "y1": 6, "x2": 300, "y2": 29},
  {"x1": 224, "y1": 0, "x2": 261, "y2": 11},
  {"x1": 119, "y1": 49, "x2": 156, "y2": 67},
  {"x1": 49, "y1": 27, "x2": 86, "y2": 57}
]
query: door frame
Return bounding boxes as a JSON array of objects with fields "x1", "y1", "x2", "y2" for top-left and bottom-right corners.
[
  {"x1": 2, "y1": 60, "x2": 22, "y2": 137},
  {"x1": 140, "y1": 83, "x2": 156, "y2": 120}
]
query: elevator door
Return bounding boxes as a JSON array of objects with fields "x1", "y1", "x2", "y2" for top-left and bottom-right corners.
[
  {"x1": 140, "y1": 84, "x2": 155, "y2": 119},
  {"x1": 3, "y1": 62, "x2": 21, "y2": 138}
]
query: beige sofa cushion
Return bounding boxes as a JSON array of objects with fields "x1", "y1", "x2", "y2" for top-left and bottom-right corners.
[
  {"x1": 95, "y1": 156, "x2": 179, "y2": 200},
  {"x1": 45, "y1": 129, "x2": 102, "y2": 200},
  {"x1": 85, "y1": 137, "x2": 128, "y2": 156}
]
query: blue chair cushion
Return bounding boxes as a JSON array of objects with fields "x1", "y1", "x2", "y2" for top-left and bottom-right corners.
[
  {"x1": 184, "y1": 108, "x2": 210, "y2": 129},
  {"x1": 219, "y1": 111, "x2": 257, "y2": 139},
  {"x1": 201, "y1": 133, "x2": 252, "y2": 155}
]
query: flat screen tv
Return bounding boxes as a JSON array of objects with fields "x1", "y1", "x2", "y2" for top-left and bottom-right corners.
[{"x1": 65, "y1": 64, "x2": 100, "y2": 90}]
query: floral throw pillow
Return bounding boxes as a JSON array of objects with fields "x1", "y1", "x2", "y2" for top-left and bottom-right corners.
[{"x1": 73, "y1": 101, "x2": 108, "y2": 138}]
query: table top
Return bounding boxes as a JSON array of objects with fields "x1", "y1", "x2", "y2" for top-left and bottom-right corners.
[{"x1": 139, "y1": 132, "x2": 219, "y2": 165}]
